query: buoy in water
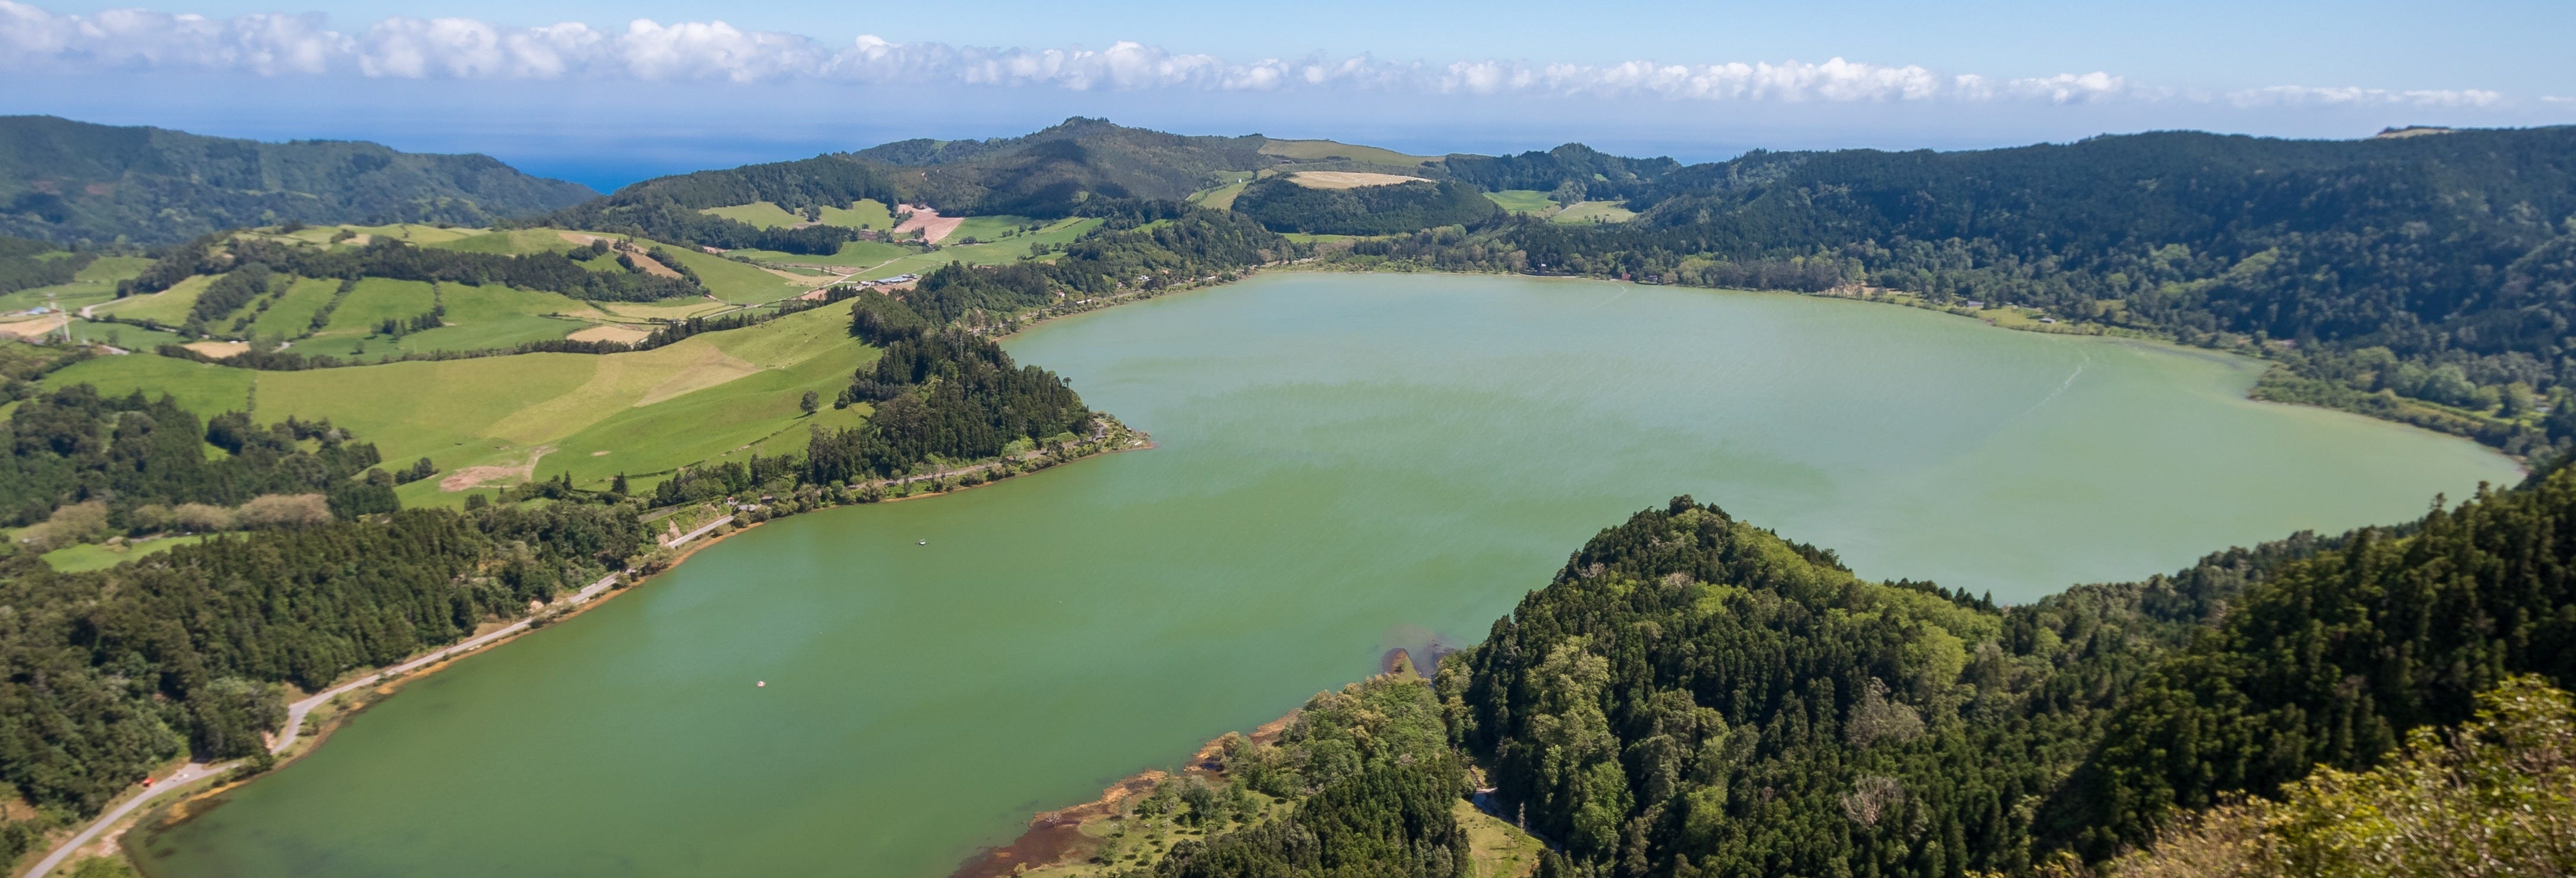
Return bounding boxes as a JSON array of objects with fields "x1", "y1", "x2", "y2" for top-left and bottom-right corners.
[{"x1": 756, "y1": 681, "x2": 766, "y2": 687}]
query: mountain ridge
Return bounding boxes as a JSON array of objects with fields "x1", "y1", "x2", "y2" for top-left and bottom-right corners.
[{"x1": 0, "y1": 115, "x2": 598, "y2": 246}]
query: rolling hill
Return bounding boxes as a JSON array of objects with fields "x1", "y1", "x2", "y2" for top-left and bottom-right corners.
[{"x1": 0, "y1": 115, "x2": 598, "y2": 246}]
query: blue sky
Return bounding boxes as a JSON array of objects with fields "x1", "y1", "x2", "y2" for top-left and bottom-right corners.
[{"x1": 8, "y1": 0, "x2": 2573, "y2": 190}]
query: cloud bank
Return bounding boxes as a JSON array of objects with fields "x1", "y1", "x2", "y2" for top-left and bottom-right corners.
[{"x1": 0, "y1": 1, "x2": 2512, "y2": 109}]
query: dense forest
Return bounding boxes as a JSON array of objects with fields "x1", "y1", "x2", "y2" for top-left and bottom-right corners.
[
  {"x1": 1412, "y1": 463, "x2": 2576, "y2": 877},
  {"x1": 1441, "y1": 144, "x2": 1680, "y2": 205},
  {"x1": 0, "y1": 115, "x2": 595, "y2": 246},
  {"x1": 864, "y1": 118, "x2": 1275, "y2": 217},
  {"x1": 1233, "y1": 178, "x2": 1498, "y2": 236},
  {"x1": 0, "y1": 377, "x2": 651, "y2": 864},
  {"x1": 1, "y1": 385, "x2": 396, "y2": 529},
  {"x1": 0, "y1": 502, "x2": 647, "y2": 861},
  {"x1": 1114, "y1": 674, "x2": 1476, "y2": 878}
]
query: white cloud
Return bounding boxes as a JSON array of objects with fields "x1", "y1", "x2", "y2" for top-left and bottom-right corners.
[
  {"x1": 2225, "y1": 85, "x2": 2507, "y2": 109},
  {"x1": 0, "y1": 1, "x2": 2534, "y2": 110}
]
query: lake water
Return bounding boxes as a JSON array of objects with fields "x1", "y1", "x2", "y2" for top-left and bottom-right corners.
[{"x1": 137, "y1": 273, "x2": 2519, "y2": 877}]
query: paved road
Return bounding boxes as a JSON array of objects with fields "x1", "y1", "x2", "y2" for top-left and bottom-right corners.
[
  {"x1": 18, "y1": 762, "x2": 221, "y2": 878},
  {"x1": 16, "y1": 570, "x2": 623, "y2": 878},
  {"x1": 270, "y1": 569, "x2": 623, "y2": 755},
  {"x1": 663, "y1": 515, "x2": 734, "y2": 549}
]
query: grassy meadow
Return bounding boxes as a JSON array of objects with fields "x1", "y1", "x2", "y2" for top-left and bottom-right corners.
[
  {"x1": 701, "y1": 199, "x2": 900, "y2": 232},
  {"x1": 43, "y1": 303, "x2": 879, "y2": 507},
  {"x1": 41, "y1": 534, "x2": 212, "y2": 573},
  {"x1": 95, "y1": 272, "x2": 215, "y2": 325},
  {"x1": 1482, "y1": 190, "x2": 1559, "y2": 215},
  {"x1": 1551, "y1": 201, "x2": 1638, "y2": 223},
  {"x1": 0, "y1": 255, "x2": 152, "y2": 314},
  {"x1": 246, "y1": 276, "x2": 342, "y2": 338}
]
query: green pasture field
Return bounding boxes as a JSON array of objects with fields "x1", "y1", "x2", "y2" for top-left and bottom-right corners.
[
  {"x1": 42, "y1": 534, "x2": 211, "y2": 572},
  {"x1": 343, "y1": 223, "x2": 482, "y2": 246},
  {"x1": 45, "y1": 305, "x2": 881, "y2": 506},
  {"x1": 247, "y1": 276, "x2": 343, "y2": 338},
  {"x1": 599, "y1": 299, "x2": 734, "y2": 321},
  {"x1": 852, "y1": 218, "x2": 1101, "y2": 281},
  {"x1": 1281, "y1": 233, "x2": 1364, "y2": 245},
  {"x1": 1483, "y1": 190, "x2": 1559, "y2": 214},
  {"x1": 308, "y1": 282, "x2": 600, "y2": 359},
  {"x1": 40, "y1": 354, "x2": 257, "y2": 414},
  {"x1": 819, "y1": 199, "x2": 899, "y2": 230},
  {"x1": 703, "y1": 199, "x2": 899, "y2": 233},
  {"x1": 77, "y1": 321, "x2": 187, "y2": 351},
  {"x1": 1551, "y1": 201, "x2": 1638, "y2": 223},
  {"x1": 649, "y1": 241, "x2": 812, "y2": 304},
  {"x1": 0, "y1": 256, "x2": 151, "y2": 314},
  {"x1": 1192, "y1": 179, "x2": 1251, "y2": 211},
  {"x1": 943, "y1": 215, "x2": 1050, "y2": 244},
  {"x1": 700, "y1": 202, "x2": 808, "y2": 230},
  {"x1": 97, "y1": 273, "x2": 217, "y2": 325},
  {"x1": 317, "y1": 278, "x2": 437, "y2": 336},
  {"x1": 428, "y1": 228, "x2": 585, "y2": 256}
]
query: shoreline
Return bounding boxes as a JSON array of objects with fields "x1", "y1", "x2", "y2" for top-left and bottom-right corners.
[
  {"x1": 20, "y1": 427, "x2": 1149, "y2": 878},
  {"x1": 1199, "y1": 265, "x2": 2529, "y2": 466},
  {"x1": 946, "y1": 706, "x2": 1304, "y2": 878},
  {"x1": 946, "y1": 654, "x2": 1418, "y2": 878}
]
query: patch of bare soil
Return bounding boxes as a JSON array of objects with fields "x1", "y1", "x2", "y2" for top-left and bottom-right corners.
[
  {"x1": 0, "y1": 315, "x2": 66, "y2": 339},
  {"x1": 894, "y1": 204, "x2": 965, "y2": 244},
  {"x1": 439, "y1": 446, "x2": 553, "y2": 492},
  {"x1": 1287, "y1": 171, "x2": 1434, "y2": 189},
  {"x1": 566, "y1": 324, "x2": 651, "y2": 344},
  {"x1": 181, "y1": 340, "x2": 250, "y2": 358}
]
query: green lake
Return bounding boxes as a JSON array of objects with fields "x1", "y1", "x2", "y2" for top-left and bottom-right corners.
[{"x1": 138, "y1": 273, "x2": 2521, "y2": 877}]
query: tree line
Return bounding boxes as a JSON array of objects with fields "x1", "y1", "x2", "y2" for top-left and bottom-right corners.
[
  {"x1": 0, "y1": 236, "x2": 97, "y2": 298},
  {"x1": 1233, "y1": 178, "x2": 1499, "y2": 236},
  {"x1": 120, "y1": 234, "x2": 703, "y2": 304},
  {"x1": 1, "y1": 384, "x2": 396, "y2": 530}
]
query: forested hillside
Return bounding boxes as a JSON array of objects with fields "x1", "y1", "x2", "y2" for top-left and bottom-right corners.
[
  {"x1": 537, "y1": 118, "x2": 1419, "y2": 252},
  {"x1": 531, "y1": 154, "x2": 903, "y2": 255},
  {"x1": 0, "y1": 235, "x2": 95, "y2": 298},
  {"x1": 0, "y1": 116, "x2": 595, "y2": 246},
  {"x1": 1418, "y1": 466, "x2": 2576, "y2": 877},
  {"x1": 1233, "y1": 177, "x2": 1498, "y2": 236},
  {"x1": 1325, "y1": 126, "x2": 2576, "y2": 458},
  {"x1": 864, "y1": 117, "x2": 1275, "y2": 216}
]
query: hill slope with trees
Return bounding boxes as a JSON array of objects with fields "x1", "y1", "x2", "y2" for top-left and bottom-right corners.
[{"x1": 0, "y1": 116, "x2": 596, "y2": 246}]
